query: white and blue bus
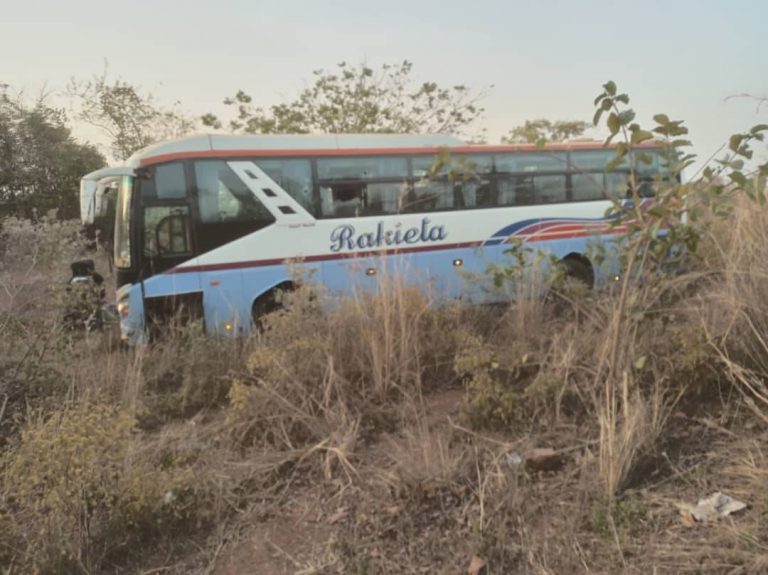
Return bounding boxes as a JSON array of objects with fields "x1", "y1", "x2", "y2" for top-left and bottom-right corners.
[{"x1": 79, "y1": 134, "x2": 666, "y2": 344}]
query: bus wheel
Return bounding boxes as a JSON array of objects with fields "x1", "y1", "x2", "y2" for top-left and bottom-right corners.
[
  {"x1": 545, "y1": 256, "x2": 594, "y2": 314},
  {"x1": 560, "y1": 256, "x2": 594, "y2": 289},
  {"x1": 251, "y1": 283, "x2": 294, "y2": 330}
]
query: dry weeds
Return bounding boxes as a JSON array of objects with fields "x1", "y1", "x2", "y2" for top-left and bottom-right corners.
[{"x1": 2, "y1": 197, "x2": 768, "y2": 574}]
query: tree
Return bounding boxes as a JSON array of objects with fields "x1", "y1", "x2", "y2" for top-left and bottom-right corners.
[
  {"x1": 202, "y1": 61, "x2": 487, "y2": 136},
  {"x1": 502, "y1": 119, "x2": 590, "y2": 146},
  {"x1": 0, "y1": 86, "x2": 105, "y2": 220},
  {"x1": 68, "y1": 70, "x2": 195, "y2": 161}
]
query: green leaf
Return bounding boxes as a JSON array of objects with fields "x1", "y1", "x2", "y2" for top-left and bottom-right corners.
[
  {"x1": 634, "y1": 356, "x2": 647, "y2": 370},
  {"x1": 604, "y1": 81, "x2": 617, "y2": 96},
  {"x1": 729, "y1": 172, "x2": 747, "y2": 187},
  {"x1": 750, "y1": 124, "x2": 768, "y2": 135},
  {"x1": 617, "y1": 110, "x2": 636, "y2": 126},
  {"x1": 593, "y1": 108, "x2": 604, "y2": 126},
  {"x1": 606, "y1": 153, "x2": 626, "y2": 171},
  {"x1": 729, "y1": 134, "x2": 744, "y2": 153},
  {"x1": 636, "y1": 152, "x2": 653, "y2": 165},
  {"x1": 653, "y1": 114, "x2": 670, "y2": 126},
  {"x1": 630, "y1": 129, "x2": 654, "y2": 144},
  {"x1": 607, "y1": 113, "x2": 620, "y2": 135}
]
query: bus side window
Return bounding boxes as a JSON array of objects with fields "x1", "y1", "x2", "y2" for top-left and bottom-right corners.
[
  {"x1": 605, "y1": 172, "x2": 631, "y2": 199},
  {"x1": 407, "y1": 179, "x2": 453, "y2": 212},
  {"x1": 534, "y1": 174, "x2": 567, "y2": 204},
  {"x1": 369, "y1": 182, "x2": 409, "y2": 214},
  {"x1": 253, "y1": 159, "x2": 314, "y2": 214},
  {"x1": 320, "y1": 183, "x2": 366, "y2": 217},
  {"x1": 459, "y1": 178, "x2": 492, "y2": 208},
  {"x1": 571, "y1": 173, "x2": 606, "y2": 201},
  {"x1": 317, "y1": 157, "x2": 409, "y2": 218},
  {"x1": 195, "y1": 161, "x2": 274, "y2": 224},
  {"x1": 497, "y1": 177, "x2": 534, "y2": 206}
]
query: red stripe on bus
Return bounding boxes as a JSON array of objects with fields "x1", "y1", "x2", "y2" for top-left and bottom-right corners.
[
  {"x1": 139, "y1": 141, "x2": 661, "y2": 167},
  {"x1": 166, "y1": 240, "x2": 484, "y2": 274},
  {"x1": 517, "y1": 224, "x2": 627, "y2": 242}
]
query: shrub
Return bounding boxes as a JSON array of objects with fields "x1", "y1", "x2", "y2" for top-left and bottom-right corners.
[
  {"x1": 224, "y1": 280, "x2": 464, "y2": 479},
  {"x1": 1, "y1": 403, "x2": 210, "y2": 573}
]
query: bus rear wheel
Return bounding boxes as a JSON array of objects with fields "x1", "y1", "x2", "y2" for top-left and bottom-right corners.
[
  {"x1": 545, "y1": 256, "x2": 594, "y2": 313},
  {"x1": 251, "y1": 283, "x2": 294, "y2": 330},
  {"x1": 560, "y1": 256, "x2": 594, "y2": 289}
]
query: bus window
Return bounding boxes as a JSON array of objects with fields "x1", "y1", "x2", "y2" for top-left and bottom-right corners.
[
  {"x1": 411, "y1": 154, "x2": 492, "y2": 212},
  {"x1": 535, "y1": 174, "x2": 568, "y2": 203},
  {"x1": 195, "y1": 161, "x2": 274, "y2": 224},
  {"x1": 317, "y1": 157, "x2": 407, "y2": 180},
  {"x1": 497, "y1": 174, "x2": 567, "y2": 205},
  {"x1": 408, "y1": 179, "x2": 454, "y2": 212},
  {"x1": 412, "y1": 154, "x2": 493, "y2": 178},
  {"x1": 605, "y1": 172, "x2": 631, "y2": 199},
  {"x1": 319, "y1": 181, "x2": 410, "y2": 217},
  {"x1": 194, "y1": 161, "x2": 276, "y2": 254},
  {"x1": 571, "y1": 173, "x2": 606, "y2": 201},
  {"x1": 368, "y1": 182, "x2": 410, "y2": 215},
  {"x1": 140, "y1": 162, "x2": 187, "y2": 200},
  {"x1": 459, "y1": 177, "x2": 493, "y2": 208},
  {"x1": 144, "y1": 206, "x2": 192, "y2": 257},
  {"x1": 496, "y1": 152, "x2": 568, "y2": 173},
  {"x1": 498, "y1": 177, "x2": 533, "y2": 206},
  {"x1": 253, "y1": 159, "x2": 314, "y2": 214},
  {"x1": 320, "y1": 183, "x2": 366, "y2": 217},
  {"x1": 568, "y1": 150, "x2": 619, "y2": 172},
  {"x1": 317, "y1": 156, "x2": 410, "y2": 218},
  {"x1": 570, "y1": 149, "x2": 660, "y2": 175}
]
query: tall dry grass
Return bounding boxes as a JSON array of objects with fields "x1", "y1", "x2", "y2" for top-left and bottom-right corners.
[
  {"x1": 4, "y1": 186, "x2": 768, "y2": 573},
  {"x1": 704, "y1": 192, "x2": 768, "y2": 423}
]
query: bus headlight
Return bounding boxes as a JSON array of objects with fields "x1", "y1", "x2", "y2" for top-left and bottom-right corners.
[{"x1": 117, "y1": 299, "x2": 130, "y2": 317}]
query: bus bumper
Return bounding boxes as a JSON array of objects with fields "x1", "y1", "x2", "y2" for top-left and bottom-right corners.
[{"x1": 117, "y1": 284, "x2": 148, "y2": 345}]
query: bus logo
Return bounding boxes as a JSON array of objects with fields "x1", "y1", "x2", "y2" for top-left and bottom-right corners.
[{"x1": 330, "y1": 217, "x2": 448, "y2": 253}]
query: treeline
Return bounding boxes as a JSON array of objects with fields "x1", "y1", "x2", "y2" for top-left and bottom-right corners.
[{"x1": 0, "y1": 87, "x2": 104, "y2": 219}]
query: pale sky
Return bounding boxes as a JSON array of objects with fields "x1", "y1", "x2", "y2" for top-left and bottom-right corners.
[{"x1": 2, "y1": 0, "x2": 766, "y2": 170}]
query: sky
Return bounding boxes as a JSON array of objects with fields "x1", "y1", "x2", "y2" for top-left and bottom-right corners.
[{"x1": 2, "y1": 0, "x2": 766, "y2": 171}]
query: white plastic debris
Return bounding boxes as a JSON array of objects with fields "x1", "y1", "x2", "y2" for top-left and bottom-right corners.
[
  {"x1": 683, "y1": 492, "x2": 747, "y2": 523},
  {"x1": 505, "y1": 452, "x2": 523, "y2": 467}
]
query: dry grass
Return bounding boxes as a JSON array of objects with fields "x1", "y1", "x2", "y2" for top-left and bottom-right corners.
[{"x1": 3, "y1": 196, "x2": 768, "y2": 573}]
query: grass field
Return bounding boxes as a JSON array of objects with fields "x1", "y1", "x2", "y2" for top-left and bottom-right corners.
[{"x1": 2, "y1": 192, "x2": 768, "y2": 574}]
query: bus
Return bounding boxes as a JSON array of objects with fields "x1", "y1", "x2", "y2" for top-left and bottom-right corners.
[{"x1": 79, "y1": 134, "x2": 667, "y2": 344}]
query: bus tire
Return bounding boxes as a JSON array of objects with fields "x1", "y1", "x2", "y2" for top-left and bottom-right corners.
[
  {"x1": 560, "y1": 255, "x2": 594, "y2": 289},
  {"x1": 251, "y1": 282, "x2": 294, "y2": 329}
]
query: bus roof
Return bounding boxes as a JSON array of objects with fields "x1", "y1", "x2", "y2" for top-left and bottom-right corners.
[
  {"x1": 128, "y1": 133, "x2": 662, "y2": 167},
  {"x1": 128, "y1": 134, "x2": 465, "y2": 166}
]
